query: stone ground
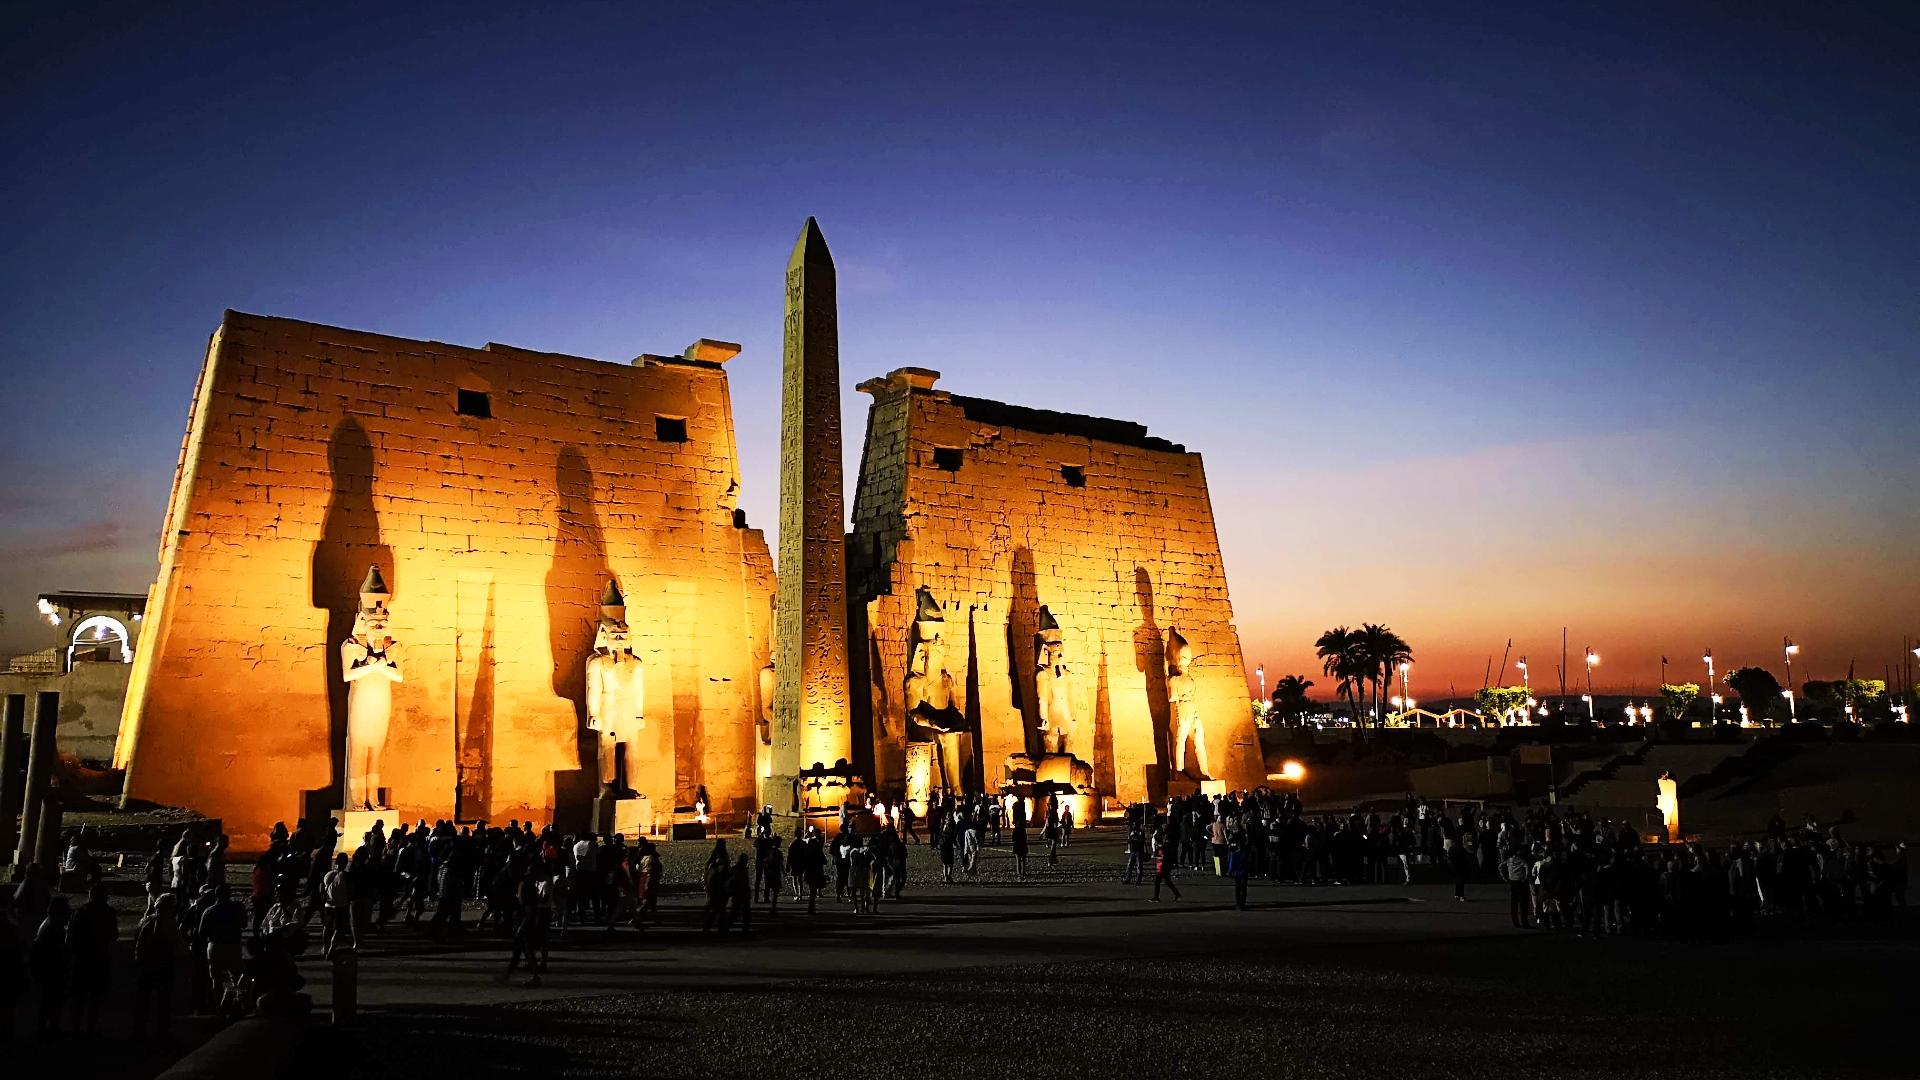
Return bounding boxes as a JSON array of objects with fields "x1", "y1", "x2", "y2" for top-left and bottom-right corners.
[{"x1": 13, "y1": 836, "x2": 1915, "y2": 1078}]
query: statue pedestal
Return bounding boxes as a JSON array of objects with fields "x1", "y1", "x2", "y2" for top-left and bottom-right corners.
[
  {"x1": 593, "y1": 793, "x2": 655, "y2": 838},
  {"x1": 339, "y1": 808, "x2": 397, "y2": 853},
  {"x1": 904, "y1": 742, "x2": 936, "y2": 817}
]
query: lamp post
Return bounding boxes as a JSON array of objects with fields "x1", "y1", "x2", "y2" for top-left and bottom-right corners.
[
  {"x1": 1517, "y1": 656, "x2": 1529, "y2": 699},
  {"x1": 1256, "y1": 664, "x2": 1266, "y2": 703},
  {"x1": 1703, "y1": 649, "x2": 1715, "y2": 723},
  {"x1": 1783, "y1": 637, "x2": 1799, "y2": 699},
  {"x1": 1639, "y1": 704, "x2": 1653, "y2": 725},
  {"x1": 1581, "y1": 693, "x2": 1594, "y2": 720},
  {"x1": 1399, "y1": 662, "x2": 1411, "y2": 715},
  {"x1": 1783, "y1": 688, "x2": 1796, "y2": 721},
  {"x1": 1585, "y1": 648, "x2": 1598, "y2": 717}
]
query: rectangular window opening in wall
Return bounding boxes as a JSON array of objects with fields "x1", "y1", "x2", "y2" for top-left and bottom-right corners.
[
  {"x1": 1061, "y1": 464, "x2": 1086, "y2": 487},
  {"x1": 933, "y1": 446, "x2": 964, "y2": 471},
  {"x1": 655, "y1": 415, "x2": 689, "y2": 443},
  {"x1": 456, "y1": 389, "x2": 491, "y2": 419}
]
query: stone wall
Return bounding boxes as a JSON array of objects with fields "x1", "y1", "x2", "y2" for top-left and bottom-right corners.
[
  {"x1": 0, "y1": 663, "x2": 131, "y2": 764},
  {"x1": 849, "y1": 369, "x2": 1263, "y2": 806},
  {"x1": 117, "y1": 312, "x2": 773, "y2": 843}
]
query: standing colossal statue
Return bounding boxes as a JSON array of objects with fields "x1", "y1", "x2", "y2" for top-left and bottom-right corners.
[
  {"x1": 584, "y1": 580, "x2": 645, "y2": 794},
  {"x1": 1166, "y1": 625, "x2": 1209, "y2": 777},
  {"x1": 342, "y1": 564, "x2": 401, "y2": 810},
  {"x1": 1034, "y1": 606, "x2": 1081, "y2": 757}
]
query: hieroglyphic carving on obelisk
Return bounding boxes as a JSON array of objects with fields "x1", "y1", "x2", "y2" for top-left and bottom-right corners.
[{"x1": 772, "y1": 218, "x2": 854, "y2": 798}]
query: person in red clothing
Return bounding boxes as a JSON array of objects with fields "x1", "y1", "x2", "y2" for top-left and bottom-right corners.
[{"x1": 1150, "y1": 832, "x2": 1182, "y2": 902}]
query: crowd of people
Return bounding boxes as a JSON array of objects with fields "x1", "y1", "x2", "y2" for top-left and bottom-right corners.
[
  {"x1": 1, "y1": 828, "x2": 303, "y2": 1045},
  {"x1": 2, "y1": 788, "x2": 1910, "y2": 1043},
  {"x1": 1122, "y1": 791, "x2": 1912, "y2": 932}
]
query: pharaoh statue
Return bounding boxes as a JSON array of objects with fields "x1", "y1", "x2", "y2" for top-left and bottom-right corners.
[
  {"x1": 903, "y1": 587, "x2": 972, "y2": 794},
  {"x1": 1034, "y1": 606, "x2": 1081, "y2": 757},
  {"x1": 756, "y1": 659, "x2": 776, "y2": 789},
  {"x1": 341, "y1": 564, "x2": 402, "y2": 810},
  {"x1": 584, "y1": 580, "x2": 645, "y2": 794},
  {"x1": 1166, "y1": 626, "x2": 1209, "y2": 777},
  {"x1": 758, "y1": 661, "x2": 777, "y2": 747}
]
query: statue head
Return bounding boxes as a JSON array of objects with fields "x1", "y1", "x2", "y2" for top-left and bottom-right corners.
[
  {"x1": 1166, "y1": 626, "x2": 1192, "y2": 676},
  {"x1": 1035, "y1": 605, "x2": 1064, "y2": 668},
  {"x1": 911, "y1": 586, "x2": 946, "y2": 675},
  {"x1": 354, "y1": 564, "x2": 393, "y2": 648},
  {"x1": 594, "y1": 579, "x2": 633, "y2": 656}
]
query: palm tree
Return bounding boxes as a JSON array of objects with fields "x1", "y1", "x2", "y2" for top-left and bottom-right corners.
[
  {"x1": 1356, "y1": 623, "x2": 1413, "y2": 723},
  {"x1": 1314, "y1": 627, "x2": 1366, "y2": 729},
  {"x1": 1269, "y1": 675, "x2": 1316, "y2": 728}
]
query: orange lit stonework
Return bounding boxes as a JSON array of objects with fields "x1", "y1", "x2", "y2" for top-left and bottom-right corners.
[
  {"x1": 116, "y1": 312, "x2": 773, "y2": 842},
  {"x1": 849, "y1": 368, "x2": 1265, "y2": 806}
]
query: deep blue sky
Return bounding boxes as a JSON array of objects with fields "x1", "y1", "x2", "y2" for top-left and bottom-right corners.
[{"x1": 3, "y1": 2, "x2": 1915, "y2": 691}]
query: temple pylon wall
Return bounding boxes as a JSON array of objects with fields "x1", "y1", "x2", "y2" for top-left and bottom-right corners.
[
  {"x1": 117, "y1": 311, "x2": 772, "y2": 842},
  {"x1": 849, "y1": 369, "x2": 1264, "y2": 807}
]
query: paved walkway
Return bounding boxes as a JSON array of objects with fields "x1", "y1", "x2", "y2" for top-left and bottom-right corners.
[{"x1": 306, "y1": 837, "x2": 1474, "y2": 1012}]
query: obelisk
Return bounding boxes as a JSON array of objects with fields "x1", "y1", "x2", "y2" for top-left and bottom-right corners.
[{"x1": 773, "y1": 217, "x2": 855, "y2": 807}]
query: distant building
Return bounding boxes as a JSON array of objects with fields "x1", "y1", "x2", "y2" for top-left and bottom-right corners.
[{"x1": 0, "y1": 590, "x2": 147, "y2": 762}]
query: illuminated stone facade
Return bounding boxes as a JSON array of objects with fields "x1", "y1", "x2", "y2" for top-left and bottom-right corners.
[
  {"x1": 116, "y1": 312, "x2": 773, "y2": 841},
  {"x1": 849, "y1": 368, "x2": 1263, "y2": 805}
]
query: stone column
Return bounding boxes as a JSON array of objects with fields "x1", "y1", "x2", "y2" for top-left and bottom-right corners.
[
  {"x1": 0, "y1": 694, "x2": 26, "y2": 863},
  {"x1": 32, "y1": 786, "x2": 63, "y2": 872},
  {"x1": 773, "y1": 217, "x2": 855, "y2": 793},
  {"x1": 14, "y1": 691, "x2": 58, "y2": 868}
]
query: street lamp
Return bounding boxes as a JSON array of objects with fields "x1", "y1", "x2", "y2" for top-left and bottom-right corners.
[
  {"x1": 1399, "y1": 661, "x2": 1411, "y2": 715},
  {"x1": 1782, "y1": 688, "x2": 1796, "y2": 721},
  {"x1": 1581, "y1": 693, "x2": 1594, "y2": 720},
  {"x1": 1256, "y1": 664, "x2": 1266, "y2": 703},
  {"x1": 1639, "y1": 704, "x2": 1653, "y2": 724},
  {"x1": 1703, "y1": 649, "x2": 1715, "y2": 722},
  {"x1": 1783, "y1": 637, "x2": 1799, "y2": 698}
]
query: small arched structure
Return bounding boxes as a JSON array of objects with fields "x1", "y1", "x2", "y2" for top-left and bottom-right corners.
[{"x1": 68, "y1": 614, "x2": 134, "y2": 668}]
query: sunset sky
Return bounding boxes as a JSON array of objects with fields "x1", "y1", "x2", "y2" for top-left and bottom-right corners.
[{"x1": 2, "y1": 4, "x2": 1914, "y2": 696}]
